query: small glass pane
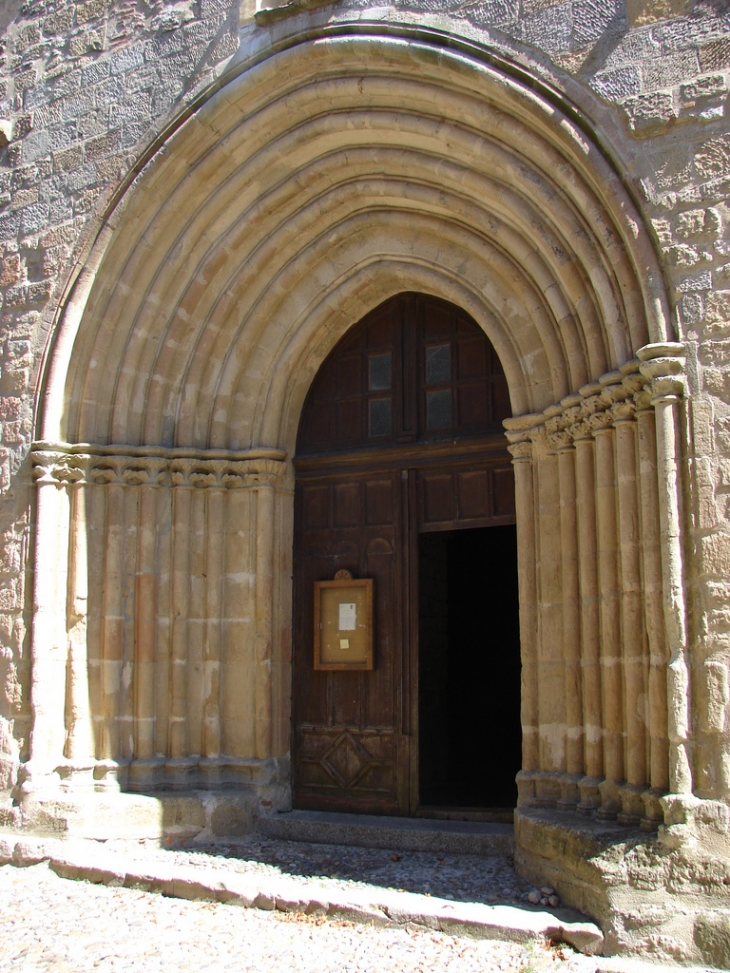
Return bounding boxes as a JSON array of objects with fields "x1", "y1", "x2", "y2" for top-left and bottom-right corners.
[
  {"x1": 368, "y1": 397, "x2": 392, "y2": 437},
  {"x1": 426, "y1": 344, "x2": 451, "y2": 384},
  {"x1": 427, "y1": 389, "x2": 452, "y2": 430},
  {"x1": 368, "y1": 353, "x2": 392, "y2": 391}
]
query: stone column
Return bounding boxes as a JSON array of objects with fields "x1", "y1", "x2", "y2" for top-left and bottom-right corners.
[
  {"x1": 506, "y1": 428, "x2": 539, "y2": 807},
  {"x1": 128, "y1": 461, "x2": 165, "y2": 788},
  {"x1": 639, "y1": 344, "x2": 692, "y2": 798},
  {"x1": 202, "y1": 482, "x2": 224, "y2": 772},
  {"x1": 221, "y1": 483, "x2": 255, "y2": 759},
  {"x1": 532, "y1": 427, "x2": 565, "y2": 805},
  {"x1": 612, "y1": 398, "x2": 648, "y2": 825},
  {"x1": 551, "y1": 416, "x2": 583, "y2": 808},
  {"x1": 255, "y1": 478, "x2": 276, "y2": 760},
  {"x1": 62, "y1": 468, "x2": 96, "y2": 789},
  {"x1": 634, "y1": 387, "x2": 669, "y2": 827},
  {"x1": 92, "y1": 459, "x2": 126, "y2": 786},
  {"x1": 154, "y1": 486, "x2": 173, "y2": 761},
  {"x1": 169, "y1": 464, "x2": 192, "y2": 764},
  {"x1": 590, "y1": 407, "x2": 624, "y2": 819},
  {"x1": 571, "y1": 419, "x2": 603, "y2": 812},
  {"x1": 23, "y1": 452, "x2": 74, "y2": 795},
  {"x1": 187, "y1": 475, "x2": 208, "y2": 762}
]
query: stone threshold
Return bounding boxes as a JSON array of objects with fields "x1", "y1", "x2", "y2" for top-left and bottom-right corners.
[
  {"x1": 258, "y1": 809, "x2": 515, "y2": 856},
  {"x1": 0, "y1": 832, "x2": 602, "y2": 956}
]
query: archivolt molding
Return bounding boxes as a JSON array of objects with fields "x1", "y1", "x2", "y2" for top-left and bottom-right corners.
[
  {"x1": 41, "y1": 31, "x2": 670, "y2": 453},
  {"x1": 30, "y1": 442, "x2": 288, "y2": 489}
]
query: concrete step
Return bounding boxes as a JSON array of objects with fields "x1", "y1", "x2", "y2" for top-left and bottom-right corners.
[{"x1": 257, "y1": 809, "x2": 514, "y2": 857}]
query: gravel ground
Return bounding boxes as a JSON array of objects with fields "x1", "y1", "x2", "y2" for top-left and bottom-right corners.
[{"x1": 0, "y1": 860, "x2": 598, "y2": 973}]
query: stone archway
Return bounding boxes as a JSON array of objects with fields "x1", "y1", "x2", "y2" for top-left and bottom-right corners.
[{"x1": 24, "y1": 29, "x2": 685, "y2": 858}]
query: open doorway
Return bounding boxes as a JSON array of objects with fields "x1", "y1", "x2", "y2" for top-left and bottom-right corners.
[
  {"x1": 418, "y1": 525, "x2": 521, "y2": 815},
  {"x1": 292, "y1": 292, "x2": 518, "y2": 815}
]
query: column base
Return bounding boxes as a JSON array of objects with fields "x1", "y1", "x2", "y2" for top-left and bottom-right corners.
[
  {"x1": 557, "y1": 773, "x2": 582, "y2": 810},
  {"x1": 617, "y1": 782, "x2": 644, "y2": 827},
  {"x1": 640, "y1": 786, "x2": 666, "y2": 831},
  {"x1": 576, "y1": 775, "x2": 602, "y2": 814},
  {"x1": 596, "y1": 778, "x2": 622, "y2": 820}
]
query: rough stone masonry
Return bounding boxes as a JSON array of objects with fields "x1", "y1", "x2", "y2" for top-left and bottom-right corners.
[{"x1": 2, "y1": 0, "x2": 730, "y2": 967}]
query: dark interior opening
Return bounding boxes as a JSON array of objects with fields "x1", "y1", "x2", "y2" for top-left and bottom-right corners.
[{"x1": 418, "y1": 525, "x2": 521, "y2": 809}]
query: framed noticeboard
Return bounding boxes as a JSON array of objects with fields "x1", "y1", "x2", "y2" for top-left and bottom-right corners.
[{"x1": 313, "y1": 572, "x2": 374, "y2": 671}]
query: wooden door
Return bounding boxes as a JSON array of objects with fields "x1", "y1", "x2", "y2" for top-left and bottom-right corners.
[
  {"x1": 292, "y1": 293, "x2": 514, "y2": 815},
  {"x1": 293, "y1": 470, "x2": 408, "y2": 814}
]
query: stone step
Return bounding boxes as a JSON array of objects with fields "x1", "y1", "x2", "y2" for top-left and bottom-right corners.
[
  {"x1": 257, "y1": 809, "x2": 514, "y2": 857},
  {"x1": 0, "y1": 834, "x2": 602, "y2": 956}
]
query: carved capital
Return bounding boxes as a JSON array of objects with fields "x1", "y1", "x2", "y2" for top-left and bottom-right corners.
[
  {"x1": 599, "y1": 382, "x2": 626, "y2": 409},
  {"x1": 548, "y1": 429, "x2": 574, "y2": 451},
  {"x1": 637, "y1": 343, "x2": 686, "y2": 406},
  {"x1": 580, "y1": 394, "x2": 602, "y2": 418},
  {"x1": 587, "y1": 410, "x2": 614, "y2": 436},
  {"x1": 32, "y1": 451, "x2": 89, "y2": 486},
  {"x1": 569, "y1": 419, "x2": 594, "y2": 443},
  {"x1": 611, "y1": 399, "x2": 636, "y2": 424},
  {"x1": 634, "y1": 387, "x2": 654, "y2": 413},
  {"x1": 507, "y1": 439, "x2": 532, "y2": 463},
  {"x1": 121, "y1": 459, "x2": 167, "y2": 487}
]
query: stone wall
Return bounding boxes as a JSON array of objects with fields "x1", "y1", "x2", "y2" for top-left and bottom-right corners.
[{"x1": 0, "y1": 0, "x2": 729, "y2": 819}]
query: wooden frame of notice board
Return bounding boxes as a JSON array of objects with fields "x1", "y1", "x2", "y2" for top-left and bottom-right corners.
[{"x1": 313, "y1": 575, "x2": 374, "y2": 671}]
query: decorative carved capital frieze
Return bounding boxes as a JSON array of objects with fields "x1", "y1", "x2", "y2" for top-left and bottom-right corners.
[
  {"x1": 500, "y1": 357, "x2": 668, "y2": 459},
  {"x1": 31, "y1": 443, "x2": 288, "y2": 490}
]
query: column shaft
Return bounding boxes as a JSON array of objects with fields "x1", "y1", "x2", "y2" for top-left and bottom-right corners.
[
  {"x1": 254, "y1": 483, "x2": 275, "y2": 759},
  {"x1": 535, "y1": 445, "x2": 564, "y2": 803},
  {"x1": 614, "y1": 409, "x2": 648, "y2": 823},
  {"x1": 134, "y1": 484, "x2": 158, "y2": 761},
  {"x1": 557, "y1": 442, "x2": 583, "y2": 802},
  {"x1": 654, "y1": 396, "x2": 692, "y2": 794},
  {"x1": 636, "y1": 402, "x2": 669, "y2": 793},
  {"x1": 203, "y1": 489, "x2": 224, "y2": 761},
  {"x1": 170, "y1": 487, "x2": 191, "y2": 759},
  {"x1": 100, "y1": 482, "x2": 125, "y2": 766},
  {"x1": 27, "y1": 477, "x2": 70, "y2": 785},
  {"x1": 64, "y1": 482, "x2": 95, "y2": 774},
  {"x1": 593, "y1": 421, "x2": 624, "y2": 817},
  {"x1": 573, "y1": 432, "x2": 603, "y2": 810},
  {"x1": 508, "y1": 440, "x2": 539, "y2": 805}
]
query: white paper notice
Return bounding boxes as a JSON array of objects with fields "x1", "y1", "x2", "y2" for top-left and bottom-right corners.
[{"x1": 339, "y1": 602, "x2": 357, "y2": 631}]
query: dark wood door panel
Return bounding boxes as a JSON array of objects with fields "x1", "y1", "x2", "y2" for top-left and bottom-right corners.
[
  {"x1": 418, "y1": 464, "x2": 516, "y2": 531},
  {"x1": 293, "y1": 469, "x2": 404, "y2": 814}
]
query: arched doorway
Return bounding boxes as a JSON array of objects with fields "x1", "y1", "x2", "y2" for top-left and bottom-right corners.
[{"x1": 292, "y1": 293, "x2": 521, "y2": 817}]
